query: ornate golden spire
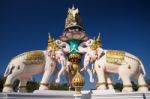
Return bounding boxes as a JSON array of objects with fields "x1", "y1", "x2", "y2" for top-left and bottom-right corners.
[
  {"x1": 96, "y1": 33, "x2": 102, "y2": 47},
  {"x1": 90, "y1": 34, "x2": 102, "y2": 50},
  {"x1": 96, "y1": 33, "x2": 100, "y2": 41},
  {"x1": 72, "y1": 70, "x2": 85, "y2": 94},
  {"x1": 65, "y1": 6, "x2": 83, "y2": 30},
  {"x1": 48, "y1": 32, "x2": 53, "y2": 43},
  {"x1": 47, "y1": 33, "x2": 60, "y2": 51}
]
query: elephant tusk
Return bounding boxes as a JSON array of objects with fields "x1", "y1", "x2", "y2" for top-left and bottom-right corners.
[{"x1": 80, "y1": 68, "x2": 85, "y2": 72}]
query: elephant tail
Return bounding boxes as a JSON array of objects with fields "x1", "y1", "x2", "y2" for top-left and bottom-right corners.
[
  {"x1": 139, "y1": 59, "x2": 146, "y2": 77},
  {"x1": 4, "y1": 64, "x2": 10, "y2": 77}
]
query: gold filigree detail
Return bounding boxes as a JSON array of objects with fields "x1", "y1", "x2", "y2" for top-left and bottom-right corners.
[
  {"x1": 138, "y1": 84, "x2": 148, "y2": 88},
  {"x1": 72, "y1": 70, "x2": 85, "y2": 94},
  {"x1": 90, "y1": 33, "x2": 102, "y2": 50},
  {"x1": 23, "y1": 51, "x2": 45, "y2": 65},
  {"x1": 68, "y1": 54, "x2": 81, "y2": 64},
  {"x1": 47, "y1": 33, "x2": 60, "y2": 51},
  {"x1": 65, "y1": 6, "x2": 83, "y2": 30},
  {"x1": 106, "y1": 50, "x2": 126, "y2": 65},
  {"x1": 4, "y1": 84, "x2": 13, "y2": 88},
  {"x1": 123, "y1": 85, "x2": 132, "y2": 88}
]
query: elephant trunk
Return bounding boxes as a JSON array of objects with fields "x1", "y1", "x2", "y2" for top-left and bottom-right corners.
[{"x1": 55, "y1": 57, "x2": 66, "y2": 83}]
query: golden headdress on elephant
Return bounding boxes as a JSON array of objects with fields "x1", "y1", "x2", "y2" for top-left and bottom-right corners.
[{"x1": 90, "y1": 33, "x2": 102, "y2": 50}]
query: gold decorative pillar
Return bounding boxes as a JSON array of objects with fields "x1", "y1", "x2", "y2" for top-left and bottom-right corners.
[
  {"x1": 68, "y1": 53, "x2": 85, "y2": 94},
  {"x1": 72, "y1": 70, "x2": 85, "y2": 94}
]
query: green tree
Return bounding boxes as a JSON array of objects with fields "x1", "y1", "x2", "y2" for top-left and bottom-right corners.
[
  {"x1": 114, "y1": 82, "x2": 123, "y2": 91},
  {"x1": 26, "y1": 81, "x2": 39, "y2": 92},
  {"x1": 49, "y1": 83, "x2": 68, "y2": 90},
  {"x1": 0, "y1": 75, "x2": 6, "y2": 92}
]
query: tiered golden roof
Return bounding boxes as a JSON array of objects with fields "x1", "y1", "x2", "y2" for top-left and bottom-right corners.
[{"x1": 65, "y1": 5, "x2": 83, "y2": 30}]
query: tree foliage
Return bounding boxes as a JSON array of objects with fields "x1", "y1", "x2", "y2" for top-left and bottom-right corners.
[
  {"x1": 26, "y1": 81, "x2": 39, "y2": 92},
  {"x1": 0, "y1": 76, "x2": 6, "y2": 92},
  {"x1": 49, "y1": 83, "x2": 69, "y2": 90}
]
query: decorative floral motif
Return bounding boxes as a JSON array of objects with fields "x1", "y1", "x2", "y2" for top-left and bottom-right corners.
[
  {"x1": 106, "y1": 50, "x2": 126, "y2": 65},
  {"x1": 23, "y1": 51, "x2": 45, "y2": 65},
  {"x1": 59, "y1": 31, "x2": 88, "y2": 41}
]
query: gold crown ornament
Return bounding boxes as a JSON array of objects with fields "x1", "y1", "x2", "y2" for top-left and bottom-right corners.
[
  {"x1": 90, "y1": 33, "x2": 102, "y2": 50},
  {"x1": 65, "y1": 5, "x2": 83, "y2": 30},
  {"x1": 47, "y1": 33, "x2": 60, "y2": 51}
]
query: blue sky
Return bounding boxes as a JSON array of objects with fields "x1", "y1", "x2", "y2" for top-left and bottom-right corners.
[{"x1": 0, "y1": 0, "x2": 150, "y2": 89}]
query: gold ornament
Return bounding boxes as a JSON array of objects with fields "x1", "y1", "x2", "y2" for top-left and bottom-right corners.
[
  {"x1": 23, "y1": 51, "x2": 45, "y2": 65},
  {"x1": 47, "y1": 33, "x2": 60, "y2": 51},
  {"x1": 90, "y1": 33, "x2": 102, "y2": 50},
  {"x1": 90, "y1": 37, "x2": 98, "y2": 50},
  {"x1": 72, "y1": 70, "x2": 85, "y2": 94},
  {"x1": 106, "y1": 50, "x2": 126, "y2": 65},
  {"x1": 65, "y1": 6, "x2": 83, "y2": 30},
  {"x1": 96, "y1": 33, "x2": 102, "y2": 47}
]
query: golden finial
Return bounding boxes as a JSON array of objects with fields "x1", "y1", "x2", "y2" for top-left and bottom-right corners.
[
  {"x1": 90, "y1": 37, "x2": 97, "y2": 50},
  {"x1": 47, "y1": 32, "x2": 54, "y2": 50},
  {"x1": 48, "y1": 32, "x2": 51, "y2": 39},
  {"x1": 48, "y1": 32, "x2": 53, "y2": 42},
  {"x1": 93, "y1": 37, "x2": 96, "y2": 40},
  {"x1": 96, "y1": 33, "x2": 100, "y2": 41},
  {"x1": 96, "y1": 33, "x2": 102, "y2": 47},
  {"x1": 72, "y1": 70, "x2": 85, "y2": 94},
  {"x1": 65, "y1": 6, "x2": 83, "y2": 30},
  {"x1": 72, "y1": 4, "x2": 75, "y2": 10}
]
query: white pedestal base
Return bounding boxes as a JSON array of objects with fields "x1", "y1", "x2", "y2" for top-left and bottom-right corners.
[{"x1": 0, "y1": 90, "x2": 150, "y2": 99}]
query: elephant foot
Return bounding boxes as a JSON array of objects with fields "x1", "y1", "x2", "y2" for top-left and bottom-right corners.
[
  {"x1": 122, "y1": 85, "x2": 133, "y2": 92},
  {"x1": 55, "y1": 78, "x2": 60, "y2": 83},
  {"x1": 18, "y1": 86, "x2": 27, "y2": 92},
  {"x1": 96, "y1": 82, "x2": 107, "y2": 90},
  {"x1": 39, "y1": 83, "x2": 49, "y2": 90},
  {"x1": 138, "y1": 85, "x2": 148, "y2": 92},
  {"x1": 3, "y1": 87, "x2": 13, "y2": 92},
  {"x1": 107, "y1": 83, "x2": 114, "y2": 90}
]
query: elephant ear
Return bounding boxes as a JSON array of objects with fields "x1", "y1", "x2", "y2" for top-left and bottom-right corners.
[
  {"x1": 55, "y1": 39, "x2": 70, "y2": 53},
  {"x1": 55, "y1": 40, "x2": 64, "y2": 48},
  {"x1": 86, "y1": 39, "x2": 94, "y2": 46},
  {"x1": 78, "y1": 42, "x2": 88, "y2": 53}
]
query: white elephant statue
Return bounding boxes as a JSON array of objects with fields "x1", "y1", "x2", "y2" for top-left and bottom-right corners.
[
  {"x1": 79, "y1": 34, "x2": 148, "y2": 92},
  {"x1": 3, "y1": 35, "x2": 69, "y2": 92},
  {"x1": 54, "y1": 40, "x2": 70, "y2": 83}
]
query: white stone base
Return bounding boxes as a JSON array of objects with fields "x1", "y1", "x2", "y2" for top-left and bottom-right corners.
[{"x1": 0, "y1": 90, "x2": 150, "y2": 99}]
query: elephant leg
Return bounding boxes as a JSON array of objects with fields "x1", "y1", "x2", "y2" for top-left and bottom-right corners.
[
  {"x1": 119, "y1": 72, "x2": 133, "y2": 92},
  {"x1": 121, "y1": 77, "x2": 133, "y2": 92},
  {"x1": 65, "y1": 72, "x2": 72, "y2": 90},
  {"x1": 137, "y1": 73, "x2": 148, "y2": 91},
  {"x1": 18, "y1": 78, "x2": 28, "y2": 92},
  {"x1": 96, "y1": 66, "x2": 107, "y2": 90},
  {"x1": 52, "y1": 65, "x2": 58, "y2": 83},
  {"x1": 3, "y1": 75, "x2": 14, "y2": 92},
  {"x1": 55, "y1": 66, "x2": 65, "y2": 83},
  {"x1": 39, "y1": 68, "x2": 53, "y2": 90},
  {"x1": 106, "y1": 75, "x2": 114, "y2": 90}
]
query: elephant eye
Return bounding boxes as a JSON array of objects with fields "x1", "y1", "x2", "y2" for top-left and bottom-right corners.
[
  {"x1": 82, "y1": 45, "x2": 87, "y2": 48},
  {"x1": 56, "y1": 40, "x2": 61, "y2": 44},
  {"x1": 62, "y1": 45, "x2": 66, "y2": 48}
]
